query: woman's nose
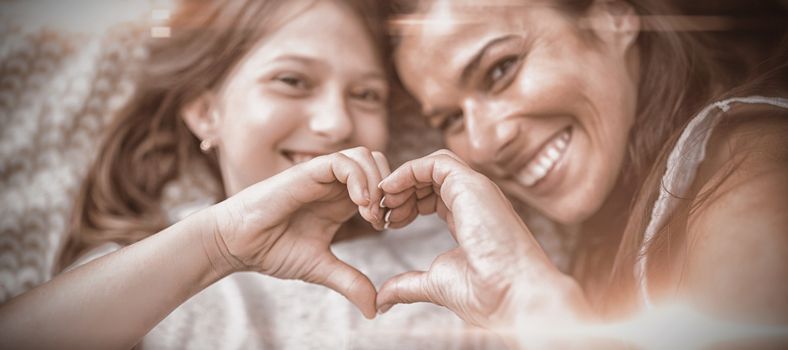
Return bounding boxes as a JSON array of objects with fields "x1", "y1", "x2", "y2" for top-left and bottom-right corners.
[
  {"x1": 309, "y1": 92, "x2": 354, "y2": 144},
  {"x1": 462, "y1": 100, "x2": 519, "y2": 173}
]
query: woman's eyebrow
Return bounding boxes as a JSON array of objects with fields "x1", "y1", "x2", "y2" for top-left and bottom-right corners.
[{"x1": 459, "y1": 34, "x2": 521, "y2": 87}]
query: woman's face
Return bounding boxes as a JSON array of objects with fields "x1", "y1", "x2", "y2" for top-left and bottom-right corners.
[
  {"x1": 210, "y1": 0, "x2": 388, "y2": 195},
  {"x1": 394, "y1": 0, "x2": 639, "y2": 224}
]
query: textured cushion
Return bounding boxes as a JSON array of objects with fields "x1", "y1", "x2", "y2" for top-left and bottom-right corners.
[{"x1": 0, "y1": 17, "x2": 148, "y2": 301}]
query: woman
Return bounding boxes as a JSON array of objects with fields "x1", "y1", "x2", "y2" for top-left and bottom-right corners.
[
  {"x1": 0, "y1": 0, "x2": 475, "y2": 348},
  {"x1": 376, "y1": 0, "x2": 788, "y2": 346}
]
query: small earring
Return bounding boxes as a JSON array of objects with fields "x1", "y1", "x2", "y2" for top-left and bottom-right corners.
[{"x1": 200, "y1": 139, "x2": 213, "y2": 153}]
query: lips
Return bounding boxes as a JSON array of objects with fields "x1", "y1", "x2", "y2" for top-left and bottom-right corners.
[
  {"x1": 515, "y1": 127, "x2": 571, "y2": 187},
  {"x1": 281, "y1": 150, "x2": 320, "y2": 165}
]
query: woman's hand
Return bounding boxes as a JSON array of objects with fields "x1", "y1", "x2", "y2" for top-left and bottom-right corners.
[
  {"x1": 376, "y1": 150, "x2": 592, "y2": 333},
  {"x1": 208, "y1": 147, "x2": 390, "y2": 319}
]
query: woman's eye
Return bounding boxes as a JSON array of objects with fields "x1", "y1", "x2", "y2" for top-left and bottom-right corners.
[
  {"x1": 438, "y1": 111, "x2": 464, "y2": 133},
  {"x1": 486, "y1": 56, "x2": 519, "y2": 89}
]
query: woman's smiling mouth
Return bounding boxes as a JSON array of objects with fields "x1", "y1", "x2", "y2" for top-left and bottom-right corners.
[{"x1": 515, "y1": 127, "x2": 571, "y2": 187}]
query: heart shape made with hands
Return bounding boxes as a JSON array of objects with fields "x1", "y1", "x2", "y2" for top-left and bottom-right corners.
[
  {"x1": 227, "y1": 148, "x2": 554, "y2": 326},
  {"x1": 333, "y1": 149, "x2": 551, "y2": 327}
]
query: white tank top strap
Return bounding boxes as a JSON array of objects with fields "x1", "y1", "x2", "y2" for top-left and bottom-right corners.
[{"x1": 635, "y1": 95, "x2": 788, "y2": 308}]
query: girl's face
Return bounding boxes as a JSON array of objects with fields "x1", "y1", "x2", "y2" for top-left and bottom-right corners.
[
  {"x1": 196, "y1": 0, "x2": 388, "y2": 195},
  {"x1": 394, "y1": 0, "x2": 639, "y2": 225}
]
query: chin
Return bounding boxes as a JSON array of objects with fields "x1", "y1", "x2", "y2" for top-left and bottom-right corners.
[{"x1": 530, "y1": 188, "x2": 607, "y2": 227}]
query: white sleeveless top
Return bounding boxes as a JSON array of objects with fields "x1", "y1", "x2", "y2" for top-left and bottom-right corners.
[{"x1": 636, "y1": 96, "x2": 788, "y2": 308}]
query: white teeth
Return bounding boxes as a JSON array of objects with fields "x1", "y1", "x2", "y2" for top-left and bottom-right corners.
[
  {"x1": 518, "y1": 170, "x2": 538, "y2": 187},
  {"x1": 531, "y1": 164, "x2": 547, "y2": 178},
  {"x1": 516, "y1": 129, "x2": 571, "y2": 187},
  {"x1": 288, "y1": 152, "x2": 316, "y2": 164},
  {"x1": 546, "y1": 147, "x2": 561, "y2": 161},
  {"x1": 538, "y1": 156, "x2": 552, "y2": 169},
  {"x1": 556, "y1": 138, "x2": 567, "y2": 150}
]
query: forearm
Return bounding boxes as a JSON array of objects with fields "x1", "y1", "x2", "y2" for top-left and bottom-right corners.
[{"x1": 0, "y1": 207, "x2": 233, "y2": 349}]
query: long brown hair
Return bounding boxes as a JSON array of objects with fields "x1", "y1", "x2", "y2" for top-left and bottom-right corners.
[
  {"x1": 558, "y1": 0, "x2": 788, "y2": 311},
  {"x1": 57, "y1": 0, "x2": 390, "y2": 271}
]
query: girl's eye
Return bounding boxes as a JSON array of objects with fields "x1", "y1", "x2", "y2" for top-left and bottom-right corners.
[
  {"x1": 275, "y1": 74, "x2": 309, "y2": 90},
  {"x1": 350, "y1": 86, "x2": 388, "y2": 111},
  {"x1": 353, "y1": 89, "x2": 382, "y2": 103}
]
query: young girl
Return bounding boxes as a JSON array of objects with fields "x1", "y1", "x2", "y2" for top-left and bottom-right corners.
[{"x1": 0, "y1": 1, "x2": 475, "y2": 348}]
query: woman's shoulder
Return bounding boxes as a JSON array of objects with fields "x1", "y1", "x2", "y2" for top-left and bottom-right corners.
[
  {"x1": 679, "y1": 102, "x2": 788, "y2": 321},
  {"x1": 687, "y1": 100, "x2": 788, "y2": 240},
  {"x1": 691, "y1": 101, "x2": 788, "y2": 204}
]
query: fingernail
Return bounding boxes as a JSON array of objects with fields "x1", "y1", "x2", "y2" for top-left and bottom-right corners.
[
  {"x1": 378, "y1": 304, "x2": 393, "y2": 314},
  {"x1": 384, "y1": 209, "x2": 392, "y2": 223},
  {"x1": 377, "y1": 181, "x2": 384, "y2": 190},
  {"x1": 379, "y1": 196, "x2": 387, "y2": 208}
]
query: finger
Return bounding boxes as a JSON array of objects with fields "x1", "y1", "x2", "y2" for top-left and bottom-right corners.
[
  {"x1": 386, "y1": 208, "x2": 419, "y2": 230},
  {"x1": 388, "y1": 189, "x2": 439, "y2": 219},
  {"x1": 427, "y1": 148, "x2": 468, "y2": 165},
  {"x1": 376, "y1": 270, "x2": 434, "y2": 313},
  {"x1": 310, "y1": 152, "x2": 370, "y2": 207},
  {"x1": 372, "y1": 152, "x2": 391, "y2": 225},
  {"x1": 380, "y1": 151, "x2": 472, "y2": 196},
  {"x1": 371, "y1": 151, "x2": 391, "y2": 179},
  {"x1": 384, "y1": 190, "x2": 440, "y2": 229},
  {"x1": 387, "y1": 194, "x2": 417, "y2": 223},
  {"x1": 380, "y1": 187, "x2": 414, "y2": 209},
  {"x1": 415, "y1": 185, "x2": 434, "y2": 199},
  {"x1": 310, "y1": 253, "x2": 378, "y2": 319},
  {"x1": 340, "y1": 147, "x2": 385, "y2": 221},
  {"x1": 415, "y1": 193, "x2": 439, "y2": 216},
  {"x1": 371, "y1": 152, "x2": 391, "y2": 227}
]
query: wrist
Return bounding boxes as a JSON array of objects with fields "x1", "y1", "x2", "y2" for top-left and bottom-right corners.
[
  {"x1": 490, "y1": 274, "x2": 600, "y2": 349},
  {"x1": 199, "y1": 204, "x2": 248, "y2": 278}
]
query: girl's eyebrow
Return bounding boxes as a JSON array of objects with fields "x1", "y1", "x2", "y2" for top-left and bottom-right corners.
[
  {"x1": 265, "y1": 54, "x2": 322, "y2": 67},
  {"x1": 459, "y1": 34, "x2": 521, "y2": 87},
  {"x1": 357, "y1": 71, "x2": 387, "y2": 82},
  {"x1": 265, "y1": 55, "x2": 386, "y2": 82}
]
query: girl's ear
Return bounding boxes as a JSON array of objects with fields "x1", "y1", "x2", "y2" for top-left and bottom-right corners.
[
  {"x1": 587, "y1": 0, "x2": 640, "y2": 55},
  {"x1": 181, "y1": 93, "x2": 222, "y2": 143}
]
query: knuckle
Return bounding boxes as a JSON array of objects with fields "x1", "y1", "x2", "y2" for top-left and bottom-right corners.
[
  {"x1": 346, "y1": 146, "x2": 371, "y2": 157},
  {"x1": 371, "y1": 150, "x2": 386, "y2": 160},
  {"x1": 331, "y1": 152, "x2": 351, "y2": 163},
  {"x1": 432, "y1": 148, "x2": 453, "y2": 156}
]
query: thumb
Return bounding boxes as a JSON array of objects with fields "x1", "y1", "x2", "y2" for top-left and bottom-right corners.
[
  {"x1": 376, "y1": 271, "x2": 435, "y2": 314},
  {"x1": 308, "y1": 253, "x2": 377, "y2": 319}
]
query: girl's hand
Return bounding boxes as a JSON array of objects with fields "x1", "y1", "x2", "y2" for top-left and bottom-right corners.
[
  {"x1": 376, "y1": 150, "x2": 591, "y2": 331},
  {"x1": 208, "y1": 147, "x2": 390, "y2": 319}
]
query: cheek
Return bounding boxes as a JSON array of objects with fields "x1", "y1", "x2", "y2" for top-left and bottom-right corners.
[
  {"x1": 218, "y1": 92, "x2": 302, "y2": 189},
  {"x1": 513, "y1": 55, "x2": 587, "y2": 111},
  {"x1": 445, "y1": 133, "x2": 471, "y2": 159},
  {"x1": 352, "y1": 114, "x2": 388, "y2": 151}
]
